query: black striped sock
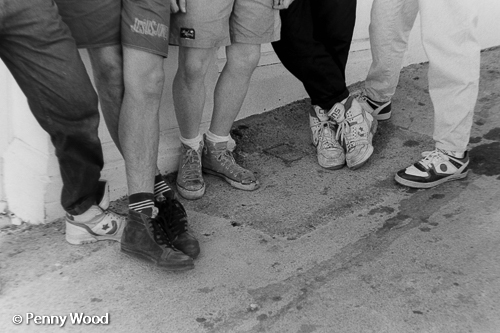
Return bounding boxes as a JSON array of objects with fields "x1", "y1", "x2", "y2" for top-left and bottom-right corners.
[
  {"x1": 154, "y1": 174, "x2": 174, "y2": 200},
  {"x1": 129, "y1": 192, "x2": 155, "y2": 217}
]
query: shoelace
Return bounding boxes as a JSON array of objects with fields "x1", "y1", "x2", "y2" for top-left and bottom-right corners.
[
  {"x1": 335, "y1": 113, "x2": 365, "y2": 152},
  {"x1": 418, "y1": 150, "x2": 448, "y2": 168},
  {"x1": 212, "y1": 147, "x2": 248, "y2": 176},
  {"x1": 149, "y1": 208, "x2": 177, "y2": 248},
  {"x1": 157, "y1": 198, "x2": 187, "y2": 240},
  {"x1": 318, "y1": 121, "x2": 340, "y2": 149},
  {"x1": 181, "y1": 147, "x2": 202, "y2": 181}
]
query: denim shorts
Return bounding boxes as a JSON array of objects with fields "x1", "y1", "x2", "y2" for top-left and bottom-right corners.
[
  {"x1": 55, "y1": 0, "x2": 121, "y2": 49},
  {"x1": 56, "y1": 0, "x2": 170, "y2": 56},
  {"x1": 122, "y1": 0, "x2": 170, "y2": 57},
  {"x1": 170, "y1": 0, "x2": 281, "y2": 48}
]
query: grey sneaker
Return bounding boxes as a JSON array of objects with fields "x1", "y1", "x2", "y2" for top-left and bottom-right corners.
[
  {"x1": 202, "y1": 135, "x2": 259, "y2": 191},
  {"x1": 176, "y1": 142, "x2": 205, "y2": 200},
  {"x1": 328, "y1": 96, "x2": 377, "y2": 170},
  {"x1": 352, "y1": 90, "x2": 392, "y2": 121},
  {"x1": 65, "y1": 181, "x2": 127, "y2": 245},
  {"x1": 310, "y1": 106, "x2": 345, "y2": 169}
]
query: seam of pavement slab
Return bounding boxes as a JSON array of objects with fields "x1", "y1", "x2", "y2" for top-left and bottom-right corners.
[{"x1": 0, "y1": 47, "x2": 499, "y2": 333}]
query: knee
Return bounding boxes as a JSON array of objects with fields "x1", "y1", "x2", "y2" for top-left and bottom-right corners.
[
  {"x1": 178, "y1": 53, "x2": 211, "y2": 82},
  {"x1": 94, "y1": 58, "x2": 123, "y2": 86},
  {"x1": 227, "y1": 45, "x2": 261, "y2": 72},
  {"x1": 126, "y1": 66, "x2": 165, "y2": 100}
]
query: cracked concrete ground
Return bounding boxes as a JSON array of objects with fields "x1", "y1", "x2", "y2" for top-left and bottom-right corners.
[{"x1": 1, "y1": 47, "x2": 499, "y2": 333}]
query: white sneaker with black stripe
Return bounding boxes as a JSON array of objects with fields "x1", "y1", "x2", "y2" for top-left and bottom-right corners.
[
  {"x1": 310, "y1": 106, "x2": 345, "y2": 169},
  {"x1": 395, "y1": 149, "x2": 469, "y2": 189},
  {"x1": 352, "y1": 90, "x2": 392, "y2": 121}
]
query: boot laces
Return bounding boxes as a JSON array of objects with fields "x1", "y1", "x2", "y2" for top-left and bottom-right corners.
[
  {"x1": 336, "y1": 113, "x2": 365, "y2": 152},
  {"x1": 419, "y1": 150, "x2": 448, "y2": 168},
  {"x1": 317, "y1": 121, "x2": 339, "y2": 149},
  {"x1": 181, "y1": 147, "x2": 202, "y2": 181},
  {"x1": 212, "y1": 146, "x2": 248, "y2": 176},
  {"x1": 149, "y1": 207, "x2": 176, "y2": 248},
  {"x1": 157, "y1": 198, "x2": 188, "y2": 240}
]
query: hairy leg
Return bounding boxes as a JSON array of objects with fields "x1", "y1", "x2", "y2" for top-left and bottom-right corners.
[
  {"x1": 172, "y1": 46, "x2": 215, "y2": 139},
  {"x1": 119, "y1": 46, "x2": 165, "y2": 195},
  {"x1": 87, "y1": 44, "x2": 124, "y2": 152},
  {"x1": 210, "y1": 42, "x2": 261, "y2": 136}
]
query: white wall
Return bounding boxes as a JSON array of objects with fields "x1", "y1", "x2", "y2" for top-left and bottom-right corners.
[{"x1": 1, "y1": 0, "x2": 499, "y2": 223}]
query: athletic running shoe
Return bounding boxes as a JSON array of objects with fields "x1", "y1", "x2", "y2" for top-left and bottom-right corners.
[
  {"x1": 310, "y1": 106, "x2": 345, "y2": 169},
  {"x1": 202, "y1": 135, "x2": 259, "y2": 191},
  {"x1": 352, "y1": 90, "x2": 392, "y2": 121},
  {"x1": 121, "y1": 208, "x2": 194, "y2": 271},
  {"x1": 65, "y1": 181, "x2": 126, "y2": 245},
  {"x1": 155, "y1": 197, "x2": 200, "y2": 259},
  {"x1": 395, "y1": 149, "x2": 469, "y2": 189},
  {"x1": 176, "y1": 142, "x2": 205, "y2": 200},
  {"x1": 328, "y1": 96, "x2": 377, "y2": 169}
]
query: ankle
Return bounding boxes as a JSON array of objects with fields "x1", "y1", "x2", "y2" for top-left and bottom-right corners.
[
  {"x1": 129, "y1": 192, "x2": 155, "y2": 217},
  {"x1": 205, "y1": 130, "x2": 230, "y2": 143},
  {"x1": 154, "y1": 174, "x2": 174, "y2": 200},
  {"x1": 180, "y1": 134, "x2": 202, "y2": 151}
]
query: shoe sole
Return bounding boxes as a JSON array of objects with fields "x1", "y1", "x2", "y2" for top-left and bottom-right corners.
[
  {"x1": 176, "y1": 183, "x2": 206, "y2": 200},
  {"x1": 121, "y1": 247, "x2": 194, "y2": 271},
  {"x1": 395, "y1": 170, "x2": 469, "y2": 189},
  {"x1": 319, "y1": 160, "x2": 345, "y2": 170},
  {"x1": 317, "y1": 152, "x2": 345, "y2": 170},
  {"x1": 203, "y1": 168, "x2": 260, "y2": 191},
  {"x1": 348, "y1": 145, "x2": 374, "y2": 170},
  {"x1": 374, "y1": 111, "x2": 392, "y2": 121}
]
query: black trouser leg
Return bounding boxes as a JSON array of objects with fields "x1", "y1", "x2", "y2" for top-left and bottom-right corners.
[
  {"x1": 272, "y1": 0, "x2": 356, "y2": 110},
  {"x1": 0, "y1": 0, "x2": 104, "y2": 215}
]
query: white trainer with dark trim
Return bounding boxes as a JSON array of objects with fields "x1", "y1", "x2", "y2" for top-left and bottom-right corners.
[
  {"x1": 310, "y1": 106, "x2": 345, "y2": 169},
  {"x1": 395, "y1": 149, "x2": 469, "y2": 189},
  {"x1": 352, "y1": 90, "x2": 392, "y2": 121},
  {"x1": 65, "y1": 181, "x2": 127, "y2": 245},
  {"x1": 328, "y1": 96, "x2": 377, "y2": 170}
]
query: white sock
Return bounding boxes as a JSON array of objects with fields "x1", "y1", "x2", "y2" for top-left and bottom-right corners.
[
  {"x1": 180, "y1": 133, "x2": 202, "y2": 151},
  {"x1": 206, "y1": 130, "x2": 230, "y2": 143}
]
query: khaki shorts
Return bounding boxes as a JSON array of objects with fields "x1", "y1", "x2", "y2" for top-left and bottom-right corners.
[
  {"x1": 55, "y1": 0, "x2": 121, "y2": 49},
  {"x1": 170, "y1": 0, "x2": 280, "y2": 48},
  {"x1": 122, "y1": 0, "x2": 170, "y2": 57}
]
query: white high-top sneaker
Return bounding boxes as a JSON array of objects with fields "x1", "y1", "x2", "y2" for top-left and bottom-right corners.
[
  {"x1": 328, "y1": 96, "x2": 377, "y2": 169},
  {"x1": 65, "y1": 181, "x2": 126, "y2": 245},
  {"x1": 310, "y1": 106, "x2": 345, "y2": 169}
]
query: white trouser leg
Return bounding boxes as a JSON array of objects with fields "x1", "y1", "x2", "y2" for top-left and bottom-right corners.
[
  {"x1": 364, "y1": 0, "x2": 419, "y2": 102},
  {"x1": 419, "y1": 0, "x2": 480, "y2": 153}
]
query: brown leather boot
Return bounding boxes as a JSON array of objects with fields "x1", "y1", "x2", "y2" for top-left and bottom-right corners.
[
  {"x1": 155, "y1": 197, "x2": 201, "y2": 259},
  {"x1": 121, "y1": 209, "x2": 194, "y2": 271}
]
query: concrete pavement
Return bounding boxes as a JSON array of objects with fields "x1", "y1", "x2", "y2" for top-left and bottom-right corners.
[{"x1": 0, "y1": 47, "x2": 499, "y2": 333}]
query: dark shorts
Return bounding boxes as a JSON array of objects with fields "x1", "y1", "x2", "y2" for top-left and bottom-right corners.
[
  {"x1": 121, "y1": 0, "x2": 170, "y2": 57},
  {"x1": 56, "y1": 0, "x2": 169, "y2": 57},
  {"x1": 55, "y1": 0, "x2": 121, "y2": 49},
  {"x1": 170, "y1": 0, "x2": 280, "y2": 48}
]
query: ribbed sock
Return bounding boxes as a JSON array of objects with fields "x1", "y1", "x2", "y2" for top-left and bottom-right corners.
[
  {"x1": 128, "y1": 192, "x2": 155, "y2": 217},
  {"x1": 154, "y1": 174, "x2": 174, "y2": 200},
  {"x1": 206, "y1": 130, "x2": 230, "y2": 143},
  {"x1": 180, "y1": 134, "x2": 202, "y2": 151}
]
